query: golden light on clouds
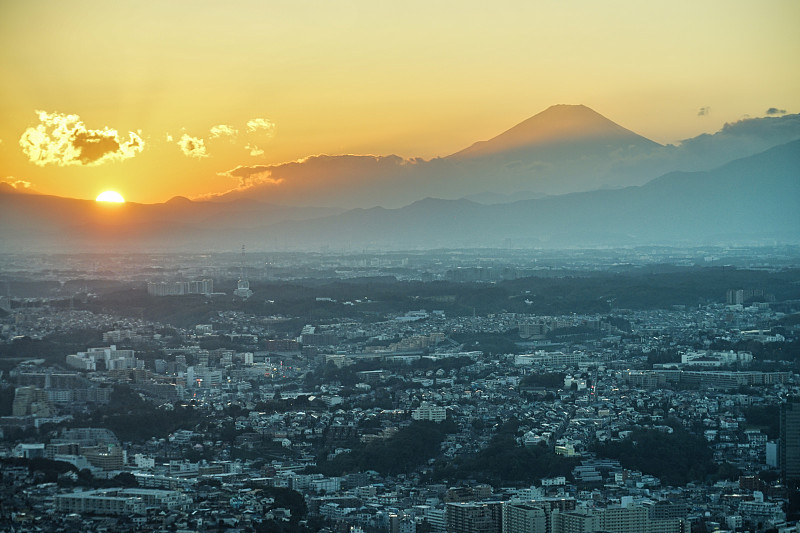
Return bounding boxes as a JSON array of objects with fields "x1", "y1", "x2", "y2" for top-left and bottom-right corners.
[
  {"x1": 177, "y1": 134, "x2": 208, "y2": 159},
  {"x1": 19, "y1": 111, "x2": 144, "y2": 167},
  {"x1": 246, "y1": 118, "x2": 275, "y2": 135},
  {"x1": 209, "y1": 124, "x2": 238, "y2": 140}
]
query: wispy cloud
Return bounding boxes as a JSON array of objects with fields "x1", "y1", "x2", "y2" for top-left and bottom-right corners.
[
  {"x1": 19, "y1": 110, "x2": 144, "y2": 166},
  {"x1": 246, "y1": 144, "x2": 264, "y2": 156},
  {"x1": 210, "y1": 124, "x2": 238, "y2": 139},
  {"x1": 766, "y1": 107, "x2": 786, "y2": 115},
  {"x1": 177, "y1": 134, "x2": 208, "y2": 158},
  {"x1": 246, "y1": 118, "x2": 275, "y2": 135},
  {"x1": 697, "y1": 106, "x2": 710, "y2": 117},
  {"x1": 244, "y1": 118, "x2": 275, "y2": 157}
]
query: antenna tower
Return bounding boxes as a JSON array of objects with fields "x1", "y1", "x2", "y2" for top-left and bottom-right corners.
[{"x1": 234, "y1": 244, "x2": 253, "y2": 298}]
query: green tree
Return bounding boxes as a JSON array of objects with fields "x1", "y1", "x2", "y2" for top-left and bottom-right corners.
[{"x1": 594, "y1": 428, "x2": 714, "y2": 485}]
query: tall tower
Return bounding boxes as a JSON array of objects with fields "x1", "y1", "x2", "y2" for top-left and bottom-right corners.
[
  {"x1": 781, "y1": 397, "x2": 800, "y2": 483},
  {"x1": 233, "y1": 245, "x2": 253, "y2": 298}
]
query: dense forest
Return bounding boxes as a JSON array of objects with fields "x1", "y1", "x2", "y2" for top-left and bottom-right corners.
[
  {"x1": 432, "y1": 418, "x2": 578, "y2": 485},
  {"x1": 592, "y1": 426, "x2": 736, "y2": 485},
  {"x1": 315, "y1": 420, "x2": 456, "y2": 477}
]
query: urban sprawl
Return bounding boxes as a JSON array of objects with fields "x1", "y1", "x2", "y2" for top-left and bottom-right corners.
[{"x1": 1, "y1": 247, "x2": 799, "y2": 533}]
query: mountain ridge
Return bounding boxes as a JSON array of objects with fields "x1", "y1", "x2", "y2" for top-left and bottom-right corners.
[
  {"x1": 237, "y1": 139, "x2": 800, "y2": 249},
  {"x1": 207, "y1": 107, "x2": 800, "y2": 209},
  {"x1": 2, "y1": 107, "x2": 800, "y2": 252},
  {"x1": 1, "y1": 140, "x2": 798, "y2": 251}
]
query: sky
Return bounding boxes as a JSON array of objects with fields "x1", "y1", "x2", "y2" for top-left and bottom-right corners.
[{"x1": 0, "y1": 0, "x2": 798, "y2": 204}]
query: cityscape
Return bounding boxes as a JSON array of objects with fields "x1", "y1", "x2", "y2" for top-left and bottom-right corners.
[
  {"x1": 1, "y1": 1, "x2": 799, "y2": 532},
  {"x1": 1, "y1": 246, "x2": 799, "y2": 532}
]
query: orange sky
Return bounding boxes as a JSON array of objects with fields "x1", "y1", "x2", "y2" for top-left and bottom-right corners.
[{"x1": 1, "y1": 0, "x2": 799, "y2": 204}]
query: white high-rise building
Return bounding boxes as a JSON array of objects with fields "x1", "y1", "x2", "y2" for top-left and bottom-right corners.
[{"x1": 412, "y1": 402, "x2": 447, "y2": 422}]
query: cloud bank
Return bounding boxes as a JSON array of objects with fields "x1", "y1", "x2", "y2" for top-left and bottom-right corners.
[
  {"x1": 205, "y1": 154, "x2": 428, "y2": 207},
  {"x1": 19, "y1": 111, "x2": 144, "y2": 166},
  {"x1": 679, "y1": 113, "x2": 800, "y2": 150},
  {"x1": 219, "y1": 164, "x2": 281, "y2": 188}
]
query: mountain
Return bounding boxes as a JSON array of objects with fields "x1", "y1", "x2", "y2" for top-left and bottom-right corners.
[
  {"x1": 439, "y1": 104, "x2": 667, "y2": 200},
  {"x1": 240, "y1": 139, "x2": 800, "y2": 248},
  {"x1": 450, "y1": 104, "x2": 660, "y2": 159},
  {"x1": 211, "y1": 105, "x2": 666, "y2": 208},
  {"x1": 0, "y1": 194, "x2": 343, "y2": 252},
  {"x1": 209, "y1": 107, "x2": 800, "y2": 209},
  {"x1": 3, "y1": 139, "x2": 795, "y2": 252},
  {"x1": 3, "y1": 106, "x2": 799, "y2": 252}
]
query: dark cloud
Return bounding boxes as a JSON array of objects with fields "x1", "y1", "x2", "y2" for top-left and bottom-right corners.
[
  {"x1": 697, "y1": 107, "x2": 710, "y2": 117},
  {"x1": 19, "y1": 110, "x2": 144, "y2": 166},
  {"x1": 766, "y1": 107, "x2": 787, "y2": 115},
  {"x1": 72, "y1": 131, "x2": 123, "y2": 164}
]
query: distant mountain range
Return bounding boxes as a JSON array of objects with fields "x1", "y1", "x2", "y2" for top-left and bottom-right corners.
[
  {"x1": 2, "y1": 105, "x2": 799, "y2": 252},
  {"x1": 260, "y1": 140, "x2": 800, "y2": 249},
  {"x1": 209, "y1": 105, "x2": 800, "y2": 208},
  {"x1": 0, "y1": 193, "x2": 343, "y2": 252}
]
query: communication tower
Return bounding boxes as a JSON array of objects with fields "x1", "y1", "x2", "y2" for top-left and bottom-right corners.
[{"x1": 233, "y1": 245, "x2": 253, "y2": 298}]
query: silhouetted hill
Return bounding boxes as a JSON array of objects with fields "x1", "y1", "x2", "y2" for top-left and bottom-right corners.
[
  {"x1": 0, "y1": 194, "x2": 342, "y2": 252},
  {"x1": 259, "y1": 140, "x2": 800, "y2": 248},
  {"x1": 2, "y1": 119, "x2": 798, "y2": 252},
  {"x1": 209, "y1": 108, "x2": 800, "y2": 208}
]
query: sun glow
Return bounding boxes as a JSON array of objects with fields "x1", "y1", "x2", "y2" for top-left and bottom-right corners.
[{"x1": 96, "y1": 190, "x2": 125, "y2": 203}]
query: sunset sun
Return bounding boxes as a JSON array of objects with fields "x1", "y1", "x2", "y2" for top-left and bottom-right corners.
[{"x1": 96, "y1": 191, "x2": 125, "y2": 203}]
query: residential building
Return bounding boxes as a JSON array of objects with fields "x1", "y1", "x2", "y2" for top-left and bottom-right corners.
[
  {"x1": 781, "y1": 397, "x2": 800, "y2": 482},
  {"x1": 446, "y1": 501, "x2": 503, "y2": 533}
]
